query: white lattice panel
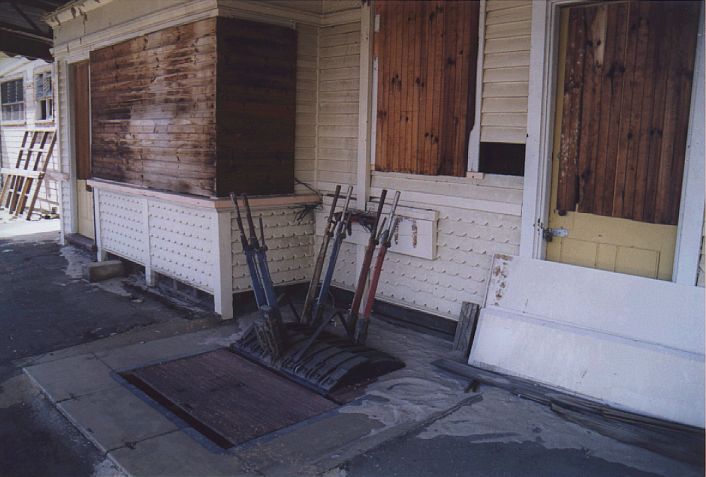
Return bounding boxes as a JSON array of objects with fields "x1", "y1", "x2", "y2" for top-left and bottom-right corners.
[
  {"x1": 98, "y1": 191, "x2": 145, "y2": 263},
  {"x1": 232, "y1": 207, "x2": 315, "y2": 292},
  {"x1": 148, "y1": 201, "x2": 215, "y2": 292}
]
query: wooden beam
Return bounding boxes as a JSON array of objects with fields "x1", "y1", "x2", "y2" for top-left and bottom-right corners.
[
  {"x1": 0, "y1": 29, "x2": 52, "y2": 61},
  {"x1": 11, "y1": 1, "x2": 44, "y2": 35}
]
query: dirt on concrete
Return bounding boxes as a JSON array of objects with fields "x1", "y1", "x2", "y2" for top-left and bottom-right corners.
[{"x1": 0, "y1": 231, "x2": 218, "y2": 477}]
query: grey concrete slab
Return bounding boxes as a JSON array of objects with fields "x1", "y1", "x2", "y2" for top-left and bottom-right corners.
[
  {"x1": 85, "y1": 260, "x2": 125, "y2": 282},
  {"x1": 14, "y1": 318, "x2": 217, "y2": 368},
  {"x1": 109, "y1": 430, "x2": 254, "y2": 477},
  {"x1": 94, "y1": 326, "x2": 242, "y2": 371},
  {"x1": 236, "y1": 412, "x2": 385, "y2": 476},
  {"x1": 24, "y1": 353, "x2": 120, "y2": 402},
  {"x1": 58, "y1": 385, "x2": 179, "y2": 452}
]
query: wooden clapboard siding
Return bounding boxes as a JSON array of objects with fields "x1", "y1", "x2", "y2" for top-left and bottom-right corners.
[
  {"x1": 480, "y1": 0, "x2": 531, "y2": 145},
  {"x1": 90, "y1": 17, "x2": 297, "y2": 197},
  {"x1": 557, "y1": 1, "x2": 699, "y2": 225},
  {"x1": 374, "y1": 0, "x2": 479, "y2": 177},
  {"x1": 90, "y1": 19, "x2": 217, "y2": 196},
  {"x1": 317, "y1": 21, "x2": 360, "y2": 192},
  {"x1": 216, "y1": 17, "x2": 297, "y2": 196},
  {"x1": 294, "y1": 24, "x2": 318, "y2": 194}
]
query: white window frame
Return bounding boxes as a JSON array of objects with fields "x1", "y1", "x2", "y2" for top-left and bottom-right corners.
[
  {"x1": 0, "y1": 75, "x2": 26, "y2": 124},
  {"x1": 466, "y1": 0, "x2": 486, "y2": 176},
  {"x1": 520, "y1": 0, "x2": 705, "y2": 286},
  {"x1": 34, "y1": 68, "x2": 54, "y2": 122}
]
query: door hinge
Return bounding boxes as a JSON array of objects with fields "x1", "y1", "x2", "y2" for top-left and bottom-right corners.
[{"x1": 542, "y1": 226, "x2": 568, "y2": 242}]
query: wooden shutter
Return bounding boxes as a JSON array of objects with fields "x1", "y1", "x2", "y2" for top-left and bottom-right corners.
[
  {"x1": 374, "y1": 0, "x2": 479, "y2": 177},
  {"x1": 557, "y1": 1, "x2": 700, "y2": 225},
  {"x1": 72, "y1": 61, "x2": 91, "y2": 180}
]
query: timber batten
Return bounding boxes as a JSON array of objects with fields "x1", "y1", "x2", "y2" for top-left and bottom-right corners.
[{"x1": 90, "y1": 17, "x2": 297, "y2": 198}]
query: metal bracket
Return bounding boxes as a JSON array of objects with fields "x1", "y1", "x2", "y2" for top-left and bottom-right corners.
[{"x1": 542, "y1": 226, "x2": 569, "y2": 242}]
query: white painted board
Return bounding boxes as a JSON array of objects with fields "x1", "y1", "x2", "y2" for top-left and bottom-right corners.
[{"x1": 470, "y1": 254, "x2": 705, "y2": 427}]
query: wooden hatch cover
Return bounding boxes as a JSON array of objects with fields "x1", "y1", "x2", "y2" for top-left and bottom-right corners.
[{"x1": 121, "y1": 349, "x2": 338, "y2": 448}]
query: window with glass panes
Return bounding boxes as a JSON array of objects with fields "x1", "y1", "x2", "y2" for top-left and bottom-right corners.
[
  {"x1": 1, "y1": 79, "x2": 24, "y2": 122},
  {"x1": 35, "y1": 72, "x2": 53, "y2": 121}
]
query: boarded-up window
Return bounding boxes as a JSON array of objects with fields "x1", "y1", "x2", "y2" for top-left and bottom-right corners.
[
  {"x1": 374, "y1": 1, "x2": 479, "y2": 177},
  {"x1": 557, "y1": 1, "x2": 700, "y2": 225},
  {"x1": 72, "y1": 61, "x2": 91, "y2": 180}
]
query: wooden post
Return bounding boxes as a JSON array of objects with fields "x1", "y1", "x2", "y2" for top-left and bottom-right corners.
[{"x1": 450, "y1": 301, "x2": 480, "y2": 362}]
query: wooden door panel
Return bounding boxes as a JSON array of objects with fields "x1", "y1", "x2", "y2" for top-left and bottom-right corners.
[{"x1": 556, "y1": 1, "x2": 700, "y2": 225}]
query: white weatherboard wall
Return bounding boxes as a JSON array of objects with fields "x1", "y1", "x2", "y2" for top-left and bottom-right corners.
[
  {"x1": 470, "y1": 254, "x2": 705, "y2": 427},
  {"x1": 310, "y1": 4, "x2": 527, "y2": 320},
  {"x1": 480, "y1": 0, "x2": 532, "y2": 144},
  {"x1": 0, "y1": 58, "x2": 61, "y2": 213},
  {"x1": 317, "y1": 20, "x2": 361, "y2": 193}
]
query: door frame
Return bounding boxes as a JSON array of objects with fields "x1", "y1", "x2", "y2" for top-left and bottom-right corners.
[{"x1": 520, "y1": 0, "x2": 705, "y2": 286}]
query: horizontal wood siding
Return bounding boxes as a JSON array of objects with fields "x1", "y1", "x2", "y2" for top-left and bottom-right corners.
[
  {"x1": 374, "y1": 1, "x2": 479, "y2": 176},
  {"x1": 0, "y1": 59, "x2": 59, "y2": 212},
  {"x1": 216, "y1": 17, "x2": 297, "y2": 196},
  {"x1": 295, "y1": 24, "x2": 318, "y2": 194},
  {"x1": 480, "y1": 0, "x2": 531, "y2": 144},
  {"x1": 90, "y1": 17, "x2": 297, "y2": 197},
  {"x1": 90, "y1": 19, "x2": 218, "y2": 197},
  {"x1": 557, "y1": 1, "x2": 700, "y2": 225},
  {"x1": 317, "y1": 21, "x2": 361, "y2": 192}
]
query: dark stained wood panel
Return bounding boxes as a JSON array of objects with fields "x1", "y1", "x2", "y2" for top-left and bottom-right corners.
[
  {"x1": 89, "y1": 17, "x2": 297, "y2": 197},
  {"x1": 122, "y1": 349, "x2": 338, "y2": 448},
  {"x1": 557, "y1": 1, "x2": 700, "y2": 225},
  {"x1": 216, "y1": 17, "x2": 296, "y2": 196},
  {"x1": 71, "y1": 61, "x2": 91, "y2": 180},
  {"x1": 374, "y1": 0, "x2": 479, "y2": 177},
  {"x1": 90, "y1": 19, "x2": 218, "y2": 196}
]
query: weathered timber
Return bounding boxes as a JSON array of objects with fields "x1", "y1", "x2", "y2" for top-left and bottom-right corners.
[
  {"x1": 373, "y1": 0, "x2": 479, "y2": 177},
  {"x1": 450, "y1": 301, "x2": 480, "y2": 362},
  {"x1": 90, "y1": 17, "x2": 297, "y2": 197},
  {"x1": 557, "y1": 2, "x2": 699, "y2": 225}
]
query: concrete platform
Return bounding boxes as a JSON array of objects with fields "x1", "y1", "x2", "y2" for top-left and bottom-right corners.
[
  {"x1": 23, "y1": 314, "x2": 703, "y2": 477},
  {"x1": 24, "y1": 315, "x2": 474, "y2": 476}
]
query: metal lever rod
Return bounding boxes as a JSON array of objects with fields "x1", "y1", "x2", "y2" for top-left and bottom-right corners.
[
  {"x1": 231, "y1": 193, "x2": 265, "y2": 308},
  {"x1": 301, "y1": 185, "x2": 342, "y2": 324},
  {"x1": 311, "y1": 185, "x2": 353, "y2": 327},
  {"x1": 347, "y1": 189, "x2": 387, "y2": 335},
  {"x1": 354, "y1": 190, "x2": 401, "y2": 344}
]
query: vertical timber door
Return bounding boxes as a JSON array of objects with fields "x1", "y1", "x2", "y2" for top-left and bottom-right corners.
[
  {"x1": 546, "y1": 2, "x2": 700, "y2": 280},
  {"x1": 71, "y1": 61, "x2": 94, "y2": 240}
]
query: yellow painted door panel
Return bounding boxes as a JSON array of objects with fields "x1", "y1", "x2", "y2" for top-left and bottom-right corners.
[
  {"x1": 546, "y1": 7, "x2": 677, "y2": 281},
  {"x1": 76, "y1": 180, "x2": 95, "y2": 240}
]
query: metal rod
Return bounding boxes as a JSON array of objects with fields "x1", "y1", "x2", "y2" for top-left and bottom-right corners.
[
  {"x1": 230, "y1": 193, "x2": 265, "y2": 308},
  {"x1": 354, "y1": 191, "x2": 401, "y2": 344},
  {"x1": 301, "y1": 185, "x2": 341, "y2": 324},
  {"x1": 347, "y1": 189, "x2": 387, "y2": 336},
  {"x1": 311, "y1": 185, "x2": 353, "y2": 327}
]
